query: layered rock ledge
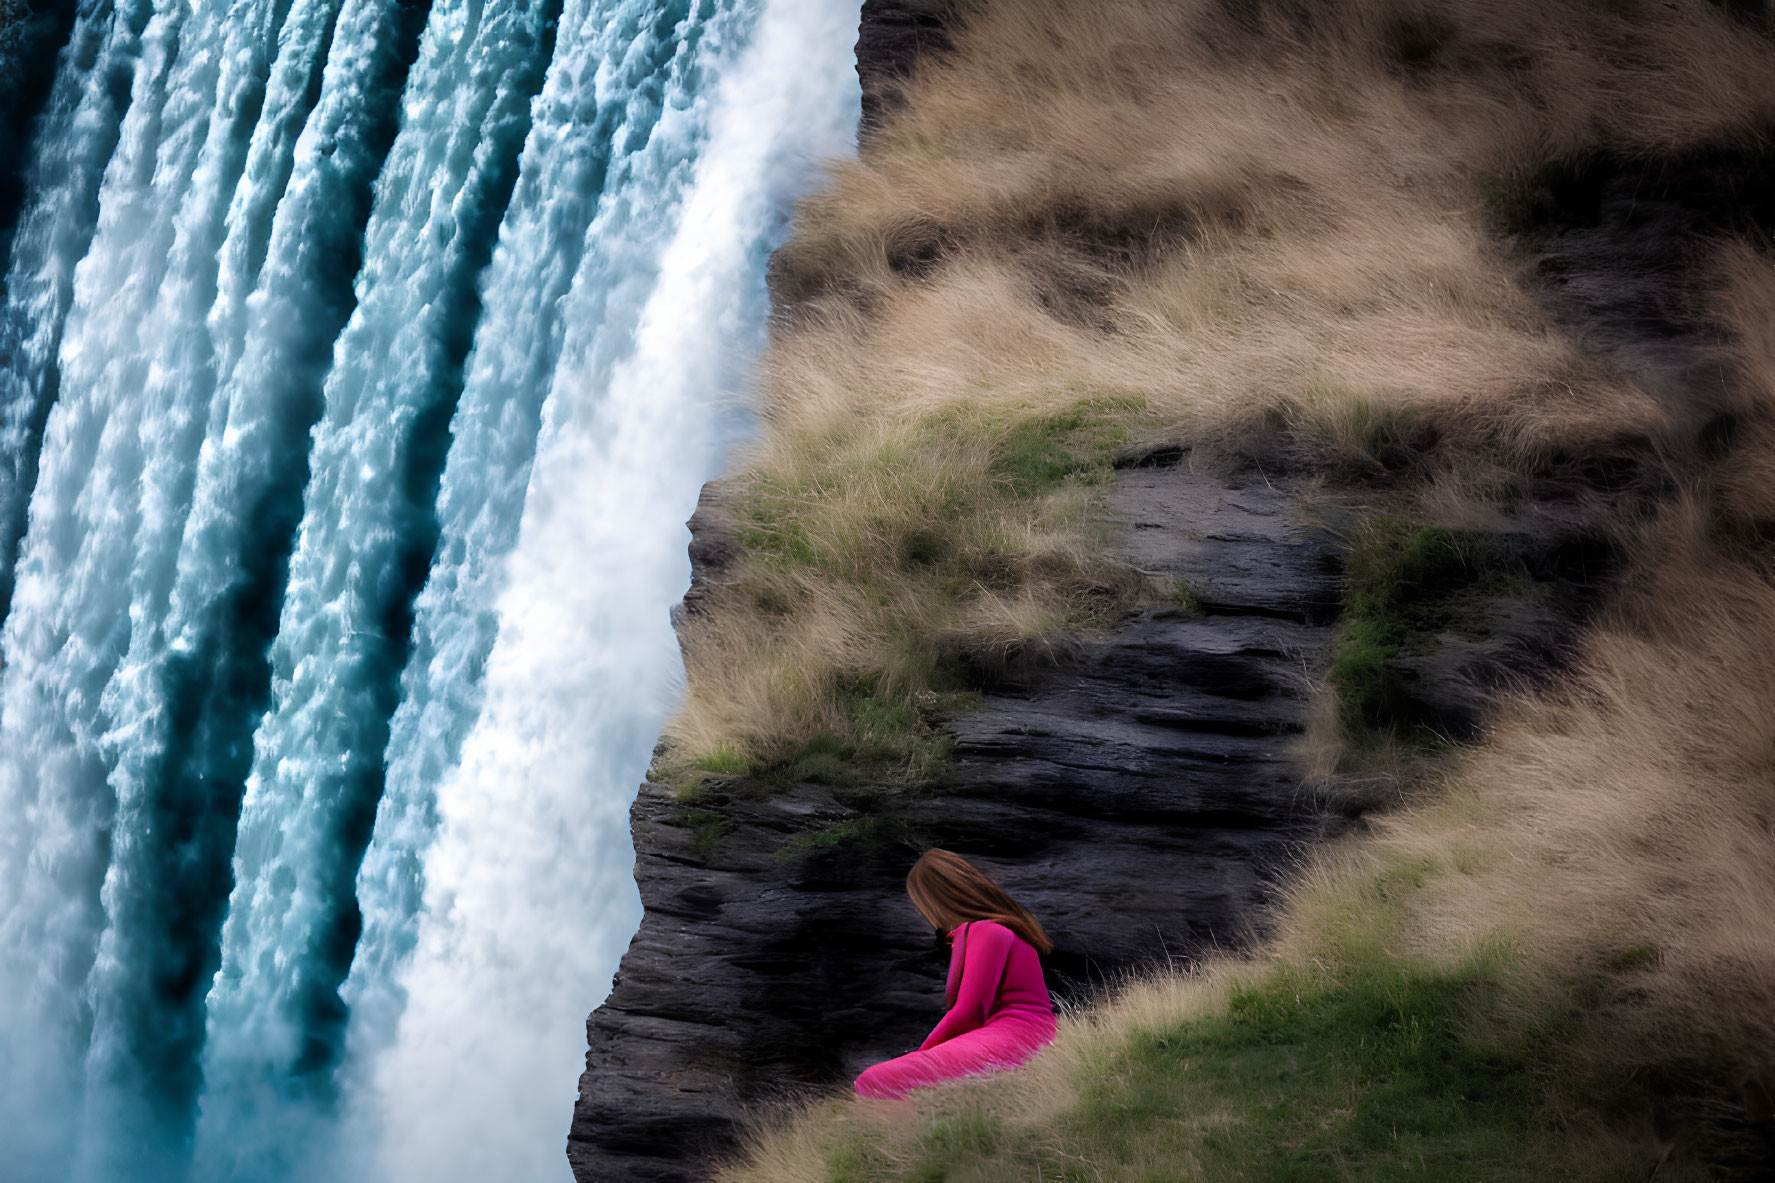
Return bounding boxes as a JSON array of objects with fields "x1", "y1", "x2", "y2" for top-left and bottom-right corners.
[{"x1": 567, "y1": 461, "x2": 1345, "y2": 1182}]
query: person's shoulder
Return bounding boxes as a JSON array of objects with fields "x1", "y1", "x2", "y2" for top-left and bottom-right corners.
[{"x1": 968, "y1": 919, "x2": 1017, "y2": 942}]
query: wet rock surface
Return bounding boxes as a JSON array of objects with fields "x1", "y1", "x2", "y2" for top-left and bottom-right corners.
[{"x1": 568, "y1": 461, "x2": 1345, "y2": 1182}]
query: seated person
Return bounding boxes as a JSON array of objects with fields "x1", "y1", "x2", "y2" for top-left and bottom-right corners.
[{"x1": 854, "y1": 849, "x2": 1056, "y2": 1100}]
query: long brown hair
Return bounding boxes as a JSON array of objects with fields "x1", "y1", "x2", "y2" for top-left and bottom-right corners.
[{"x1": 906, "y1": 849, "x2": 1052, "y2": 954}]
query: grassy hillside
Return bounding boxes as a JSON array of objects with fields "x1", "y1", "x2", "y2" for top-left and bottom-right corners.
[{"x1": 661, "y1": 0, "x2": 1775, "y2": 1177}]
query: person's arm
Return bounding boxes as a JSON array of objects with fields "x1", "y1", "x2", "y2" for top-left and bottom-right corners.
[{"x1": 918, "y1": 921, "x2": 1014, "y2": 1051}]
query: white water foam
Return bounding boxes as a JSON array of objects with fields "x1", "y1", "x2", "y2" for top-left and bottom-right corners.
[
  {"x1": 350, "y1": 1, "x2": 860, "y2": 1178},
  {"x1": 0, "y1": 0, "x2": 861, "y2": 1176}
]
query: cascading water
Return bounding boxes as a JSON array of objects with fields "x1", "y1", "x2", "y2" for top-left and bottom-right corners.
[{"x1": 0, "y1": 0, "x2": 861, "y2": 1176}]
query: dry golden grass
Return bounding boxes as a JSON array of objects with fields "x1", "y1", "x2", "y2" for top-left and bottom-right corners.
[
  {"x1": 1289, "y1": 530, "x2": 1775, "y2": 1036},
  {"x1": 672, "y1": 0, "x2": 1775, "y2": 771}
]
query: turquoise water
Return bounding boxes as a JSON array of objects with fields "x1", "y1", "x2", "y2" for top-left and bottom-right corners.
[{"x1": 0, "y1": 0, "x2": 859, "y2": 1177}]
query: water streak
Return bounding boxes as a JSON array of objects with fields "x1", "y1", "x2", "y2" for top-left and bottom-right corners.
[
  {"x1": 343, "y1": 0, "x2": 721, "y2": 1064},
  {"x1": 190, "y1": 0, "x2": 560, "y2": 1173},
  {"x1": 0, "y1": 0, "x2": 153, "y2": 623},
  {"x1": 0, "y1": 0, "x2": 321, "y2": 1171},
  {"x1": 354, "y1": 3, "x2": 860, "y2": 1177},
  {"x1": 0, "y1": 0, "x2": 860, "y2": 1176},
  {"x1": 73, "y1": 0, "x2": 429, "y2": 1170}
]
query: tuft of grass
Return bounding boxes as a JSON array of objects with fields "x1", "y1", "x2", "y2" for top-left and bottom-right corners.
[
  {"x1": 680, "y1": 810, "x2": 732, "y2": 859},
  {"x1": 1274, "y1": 384, "x2": 1444, "y2": 481},
  {"x1": 1333, "y1": 517, "x2": 1469, "y2": 733},
  {"x1": 776, "y1": 819, "x2": 882, "y2": 863},
  {"x1": 658, "y1": 687, "x2": 970, "y2": 813},
  {"x1": 1169, "y1": 578, "x2": 1203, "y2": 616},
  {"x1": 695, "y1": 743, "x2": 750, "y2": 776},
  {"x1": 989, "y1": 399, "x2": 1135, "y2": 494}
]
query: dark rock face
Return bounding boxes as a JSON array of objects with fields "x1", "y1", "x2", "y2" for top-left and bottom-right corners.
[
  {"x1": 1113, "y1": 460, "x2": 1342, "y2": 624},
  {"x1": 856, "y1": 0, "x2": 968, "y2": 142},
  {"x1": 936, "y1": 611, "x2": 1334, "y2": 991},
  {"x1": 1516, "y1": 147, "x2": 1775, "y2": 450},
  {"x1": 676, "y1": 482, "x2": 739, "y2": 623},
  {"x1": 568, "y1": 461, "x2": 1344, "y2": 1182}
]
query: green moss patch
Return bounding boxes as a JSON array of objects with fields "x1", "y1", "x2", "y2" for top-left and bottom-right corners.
[
  {"x1": 773, "y1": 815, "x2": 916, "y2": 864},
  {"x1": 679, "y1": 809, "x2": 732, "y2": 859},
  {"x1": 1331, "y1": 516, "x2": 1537, "y2": 741},
  {"x1": 1056, "y1": 964, "x2": 1546, "y2": 1183}
]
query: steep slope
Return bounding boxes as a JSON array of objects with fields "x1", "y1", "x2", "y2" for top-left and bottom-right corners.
[{"x1": 574, "y1": 1, "x2": 1775, "y2": 1179}]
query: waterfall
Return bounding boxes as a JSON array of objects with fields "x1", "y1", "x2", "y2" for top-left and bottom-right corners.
[{"x1": 0, "y1": 0, "x2": 862, "y2": 1176}]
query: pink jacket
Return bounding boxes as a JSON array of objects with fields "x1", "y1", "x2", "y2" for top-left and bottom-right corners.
[
  {"x1": 919, "y1": 919, "x2": 1055, "y2": 1051},
  {"x1": 853, "y1": 917, "x2": 1056, "y2": 1099}
]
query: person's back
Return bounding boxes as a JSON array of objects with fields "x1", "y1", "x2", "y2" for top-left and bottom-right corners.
[
  {"x1": 937, "y1": 919, "x2": 1052, "y2": 1036},
  {"x1": 989, "y1": 922, "x2": 1053, "y2": 1022}
]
